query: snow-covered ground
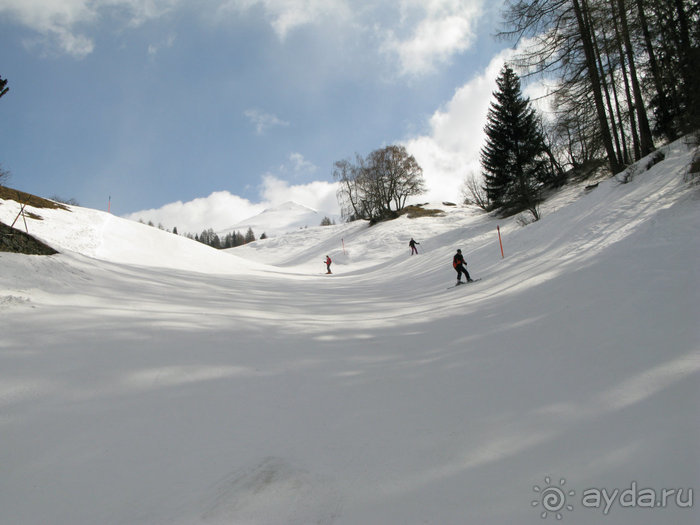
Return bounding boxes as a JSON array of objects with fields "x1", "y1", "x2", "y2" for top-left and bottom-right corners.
[{"x1": 1, "y1": 140, "x2": 698, "y2": 524}]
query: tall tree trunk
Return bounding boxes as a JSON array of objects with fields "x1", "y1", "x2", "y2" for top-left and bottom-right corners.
[
  {"x1": 656, "y1": 21, "x2": 684, "y2": 122},
  {"x1": 672, "y1": 0, "x2": 700, "y2": 131},
  {"x1": 636, "y1": 0, "x2": 676, "y2": 140},
  {"x1": 672, "y1": 0, "x2": 692, "y2": 64},
  {"x1": 606, "y1": 51, "x2": 632, "y2": 164},
  {"x1": 573, "y1": 0, "x2": 624, "y2": 173},
  {"x1": 589, "y1": 2, "x2": 625, "y2": 165},
  {"x1": 617, "y1": 0, "x2": 655, "y2": 155},
  {"x1": 612, "y1": 0, "x2": 641, "y2": 159}
]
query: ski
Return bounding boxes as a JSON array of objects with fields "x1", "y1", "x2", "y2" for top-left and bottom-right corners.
[{"x1": 447, "y1": 278, "x2": 481, "y2": 289}]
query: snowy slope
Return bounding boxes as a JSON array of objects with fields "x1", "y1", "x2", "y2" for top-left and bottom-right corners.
[
  {"x1": 1, "y1": 139, "x2": 698, "y2": 525},
  {"x1": 0, "y1": 201, "x2": 259, "y2": 274}
]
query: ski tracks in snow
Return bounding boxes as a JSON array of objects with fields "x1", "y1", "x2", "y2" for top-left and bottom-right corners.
[{"x1": 198, "y1": 456, "x2": 343, "y2": 525}]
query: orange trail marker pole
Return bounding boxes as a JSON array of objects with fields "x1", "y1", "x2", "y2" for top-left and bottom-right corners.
[{"x1": 497, "y1": 225, "x2": 504, "y2": 258}]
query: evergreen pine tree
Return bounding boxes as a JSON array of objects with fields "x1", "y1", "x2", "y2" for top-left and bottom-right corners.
[
  {"x1": 223, "y1": 232, "x2": 233, "y2": 248},
  {"x1": 210, "y1": 232, "x2": 221, "y2": 249},
  {"x1": 481, "y1": 65, "x2": 551, "y2": 220},
  {"x1": 244, "y1": 227, "x2": 255, "y2": 244},
  {"x1": 198, "y1": 229, "x2": 210, "y2": 245},
  {"x1": 233, "y1": 231, "x2": 244, "y2": 247}
]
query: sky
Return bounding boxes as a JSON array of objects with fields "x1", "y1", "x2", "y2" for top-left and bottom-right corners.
[{"x1": 0, "y1": 0, "x2": 535, "y2": 234}]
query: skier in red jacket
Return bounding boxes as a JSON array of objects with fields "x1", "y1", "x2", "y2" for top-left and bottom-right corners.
[
  {"x1": 324, "y1": 255, "x2": 332, "y2": 274},
  {"x1": 453, "y1": 249, "x2": 473, "y2": 284}
]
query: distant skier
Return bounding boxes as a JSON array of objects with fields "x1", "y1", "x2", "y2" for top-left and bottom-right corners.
[
  {"x1": 409, "y1": 238, "x2": 420, "y2": 255},
  {"x1": 324, "y1": 255, "x2": 332, "y2": 274},
  {"x1": 453, "y1": 249, "x2": 474, "y2": 284}
]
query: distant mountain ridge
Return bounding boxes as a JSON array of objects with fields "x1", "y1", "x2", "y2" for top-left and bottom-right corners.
[{"x1": 217, "y1": 200, "x2": 341, "y2": 238}]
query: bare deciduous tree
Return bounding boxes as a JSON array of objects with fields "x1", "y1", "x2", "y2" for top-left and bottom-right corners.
[
  {"x1": 461, "y1": 173, "x2": 490, "y2": 210},
  {"x1": 334, "y1": 145, "x2": 426, "y2": 223},
  {"x1": 0, "y1": 165, "x2": 10, "y2": 186}
]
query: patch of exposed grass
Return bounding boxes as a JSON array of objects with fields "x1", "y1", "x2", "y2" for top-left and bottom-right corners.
[
  {"x1": 0, "y1": 185, "x2": 70, "y2": 211},
  {"x1": 398, "y1": 205, "x2": 445, "y2": 219}
]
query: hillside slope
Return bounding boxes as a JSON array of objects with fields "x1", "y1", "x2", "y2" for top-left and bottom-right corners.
[
  {"x1": 0, "y1": 139, "x2": 698, "y2": 525},
  {"x1": 0, "y1": 197, "x2": 259, "y2": 274}
]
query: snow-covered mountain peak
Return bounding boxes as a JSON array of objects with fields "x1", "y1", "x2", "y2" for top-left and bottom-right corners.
[
  {"x1": 218, "y1": 200, "x2": 340, "y2": 238},
  {"x1": 261, "y1": 200, "x2": 317, "y2": 214}
]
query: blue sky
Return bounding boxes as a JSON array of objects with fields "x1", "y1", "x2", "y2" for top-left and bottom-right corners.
[{"x1": 0, "y1": 0, "x2": 520, "y2": 233}]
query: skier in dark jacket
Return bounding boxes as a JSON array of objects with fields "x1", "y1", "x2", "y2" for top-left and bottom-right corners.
[
  {"x1": 409, "y1": 238, "x2": 419, "y2": 255},
  {"x1": 453, "y1": 249, "x2": 473, "y2": 284}
]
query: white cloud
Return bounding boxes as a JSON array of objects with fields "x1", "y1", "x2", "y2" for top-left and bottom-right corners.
[
  {"x1": 524, "y1": 79, "x2": 558, "y2": 123},
  {"x1": 0, "y1": 0, "x2": 94, "y2": 57},
  {"x1": 288, "y1": 153, "x2": 317, "y2": 174},
  {"x1": 259, "y1": 175, "x2": 338, "y2": 213},
  {"x1": 0, "y1": 0, "x2": 180, "y2": 57},
  {"x1": 244, "y1": 109, "x2": 290, "y2": 135},
  {"x1": 380, "y1": 0, "x2": 483, "y2": 76},
  {"x1": 215, "y1": 0, "x2": 483, "y2": 76},
  {"x1": 4, "y1": 0, "x2": 484, "y2": 74},
  {"x1": 124, "y1": 190, "x2": 265, "y2": 233},
  {"x1": 402, "y1": 48, "x2": 515, "y2": 202},
  {"x1": 217, "y1": 0, "x2": 350, "y2": 40},
  {"x1": 148, "y1": 33, "x2": 176, "y2": 57},
  {"x1": 118, "y1": 0, "x2": 181, "y2": 26},
  {"x1": 125, "y1": 173, "x2": 339, "y2": 233},
  {"x1": 49, "y1": 26, "x2": 95, "y2": 58}
]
